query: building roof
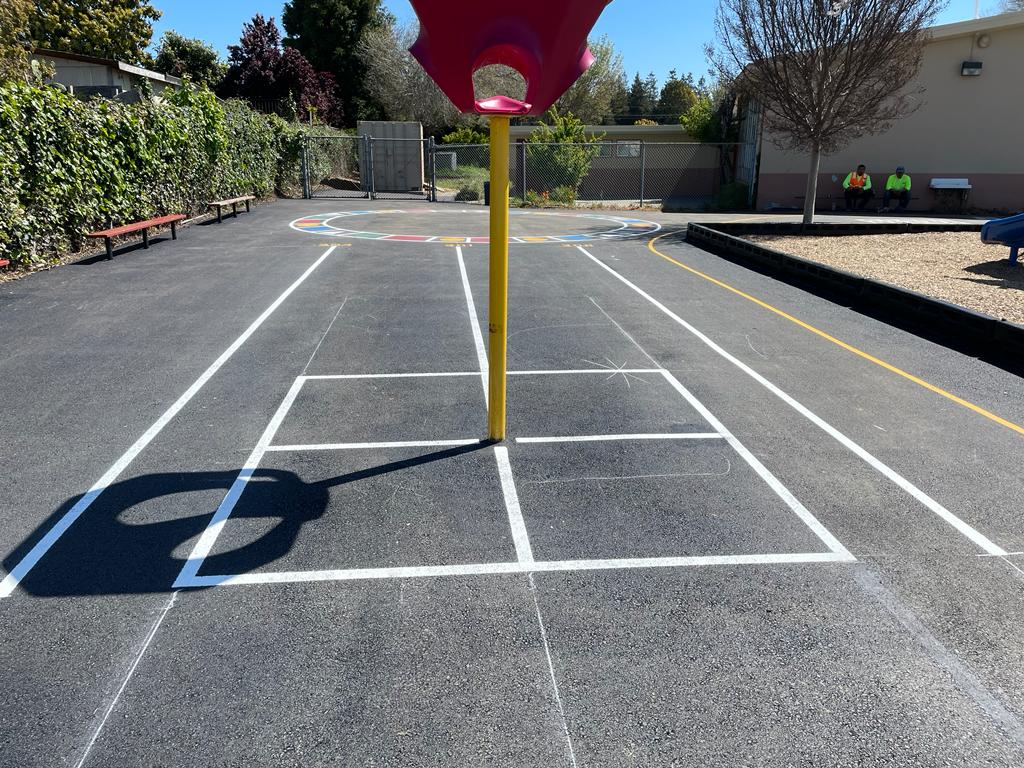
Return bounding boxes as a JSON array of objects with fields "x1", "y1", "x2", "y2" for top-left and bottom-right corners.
[
  {"x1": 510, "y1": 123, "x2": 688, "y2": 138},
  {"x1": 927, "y1": 10, "x2": 1024, "y2": 41},
  {"x1": 33, "y1": 48, "x2": 182, "y2": 86}
]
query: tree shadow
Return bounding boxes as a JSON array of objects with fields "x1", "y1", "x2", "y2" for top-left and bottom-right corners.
[
  {"x1": 960, "y1": 259, "x2": 1024, "y2": 292},
  {"x1": 4, "y1": 443, "x2": 488, "y2": 598}
]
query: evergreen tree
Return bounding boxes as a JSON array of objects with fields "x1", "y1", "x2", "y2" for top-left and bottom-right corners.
[
  {"x1": 657, "y1": 70, "x2": 697, "y2": 124},
  {"x1": 282, "y1": 0, "x2": 392, "y2": 125},
  {"x1": 154, "y1": 31, "x2": 226, "y2": 87},
  {"x1": 0, "y1": 0, "x2": 32, "y2": 81}
]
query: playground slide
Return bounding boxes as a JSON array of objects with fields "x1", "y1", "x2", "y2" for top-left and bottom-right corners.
[{"x1": 981, "y1": 211, "x2": 1024, "y2": 264}]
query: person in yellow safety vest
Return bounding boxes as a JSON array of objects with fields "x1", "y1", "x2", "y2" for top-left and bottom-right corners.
[
  {"x1": 880, "y1": 166, "x2": 912, "y2": 213},
  {"x1": 843, "y1": 164, "x2": 874, "y2": 211}
]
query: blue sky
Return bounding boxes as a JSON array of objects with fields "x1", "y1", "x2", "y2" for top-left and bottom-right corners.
[{"x1": 152, "y1": 0, "x2": 991, "y2": 86}]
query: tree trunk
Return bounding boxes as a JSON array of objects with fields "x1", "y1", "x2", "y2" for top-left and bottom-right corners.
[{"x1": 803, "y1": 144, "x2": 822, "y2": 226}]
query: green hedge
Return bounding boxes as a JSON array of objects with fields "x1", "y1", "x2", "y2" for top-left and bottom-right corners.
[{"x1": 0, "y1": 83, "x2": 344, "y2": 268}]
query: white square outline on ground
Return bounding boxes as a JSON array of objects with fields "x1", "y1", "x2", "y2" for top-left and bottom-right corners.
[{"x1": 172, "y1": 369, "x2": 855, "y2": 590}]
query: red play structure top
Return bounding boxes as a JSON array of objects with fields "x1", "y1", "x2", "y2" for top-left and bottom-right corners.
[{"x1": 408, "y1": 0, "x2": 613, "y2": 116}]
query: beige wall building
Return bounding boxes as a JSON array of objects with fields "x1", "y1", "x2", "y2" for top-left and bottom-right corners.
[
  {"x1": 755, "y1": 12, "x2": 1024, "y2": 213},
  {"x1": 31, "y1": 49, "x2": 182, "y2": 98}
]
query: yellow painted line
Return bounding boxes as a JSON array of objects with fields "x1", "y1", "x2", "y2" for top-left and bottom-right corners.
[{"x1": 647, "y1": 233, "x2": 1024, "y2": 438}]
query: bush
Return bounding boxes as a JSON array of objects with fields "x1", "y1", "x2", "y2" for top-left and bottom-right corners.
[
  {"x1": 454, "y1": 184, "x2": 481, "y2": 202},
  {"x1": 526, "y1": 109, "x2": 601, "y2": 201},
  {"x1": 442, "y1": 126, "x2": 488, "y2": 145},
  {"x1": 0, "y1": 83, "x2": 323, "y2": 268}
]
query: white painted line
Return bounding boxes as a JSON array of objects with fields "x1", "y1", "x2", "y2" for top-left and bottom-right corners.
[
  {"x1": 507, "y1": 368, "x2": 663, "y2": 376},
  {"x1": 527, "y1": 572, "x2": 579, "y2": 768},
  {"x1": 494, "y1": 446, "x2": 535, "y2": 563},
  {"x1": 301, "y1": 372, "x2": 481, "y2": 380},
  {"x1": 576, "y1": 245, "x2": 1008, "y2": 557},
  {"x1": 456, "y1": 246, "x2": 489, "y2": 401},
  {"x1": 172, "y1": 377, "x2": 308, "y2": 588},
  {"x1": 266, "y1": 439, "x2": 483, "y2": 452},
  {"x1": 516, "y1": 432, "x2": 724, "y2": 444},
  {"x1": 175, "y1": 550, "x2": 855, "y2": 588},
  {"x1": 74, "y1": 591, "x2": 179, "y2": 768},
  {"x1": 660, "y1": 370, "x2": 851, "y2": 558},
  {"x1": 0, "y1": 246, "x2": 338, "y2": 599}
]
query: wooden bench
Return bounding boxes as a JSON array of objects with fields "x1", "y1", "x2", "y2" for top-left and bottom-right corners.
[
  {"x1": 209, "y1": 195, "x2": 255, "y2": 223},
  {"x1": 86, "y1": 214, "x2": 186, "y2": 260}
]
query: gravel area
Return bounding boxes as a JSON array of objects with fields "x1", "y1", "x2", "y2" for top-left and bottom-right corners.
[{"x1": 748, "y1": 232, "x2": 1024, "y2": 325}]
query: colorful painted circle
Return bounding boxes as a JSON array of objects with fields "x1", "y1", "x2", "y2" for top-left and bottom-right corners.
[{"x1": 290, "y1": 209, "x2": 662, "y2": 244}]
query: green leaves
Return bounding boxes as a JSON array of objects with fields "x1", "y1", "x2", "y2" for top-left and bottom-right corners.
[{"x1": 0, "y1": 83, "x2": 312, "y2": 268}]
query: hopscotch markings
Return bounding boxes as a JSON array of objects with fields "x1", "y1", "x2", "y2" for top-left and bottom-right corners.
[
  {"x1": 173, "y1": 377, "x2": 308, "y2": 588},
  {"x1": 494, "y1": 446, "x2": 534, "y2": 564},
  {"x1": 659, "y1": 370, "x2": 852, "y2": 559},
  {"x1": 517, "y1": 433, "x2": 723, "y2": 444},
  {"x1": 179, "y1": 552, "x2": 853, "y2": 589},
  {"x1": 577, "y1": 244, "x2": 1008, "y2": 557},
  {"x1": 266, "y1": 439, "x2": 484, "y2": 452},
  {"x1": 0, "y1": 245, "x2": 339, "y2": 599}
]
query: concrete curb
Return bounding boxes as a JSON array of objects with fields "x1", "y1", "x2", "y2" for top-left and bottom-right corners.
[{"x1": 684, "y1": 222, "x2": 1024, "y2": 370}]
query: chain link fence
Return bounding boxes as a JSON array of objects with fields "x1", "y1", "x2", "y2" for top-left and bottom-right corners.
[
  {"x1": 304, "y1": 136, "x2": 745, "y2": 209},
  {"x1": 302, "y1": 135, "x2": 364, "y2": 199}
]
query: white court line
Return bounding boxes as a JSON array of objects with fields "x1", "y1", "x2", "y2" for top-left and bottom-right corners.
[
  {"x1": 660, "y1": 370, "x2": 851, "y2": 558},
  {"x1": 494, "y1": 446, "x2": 534, "y2": 563},
  {"x1": 577, "y1": 245, "x2": 1008, "y2": 557},
  {"x1": 175, "y1": 551, "x2": 853, "y2": 588},
  {"x1": 456, "y1": 246, "x2": 489, "y2": 401},
  {"x1": 517, "y1": 432, "x2": 724, "y2": 444},
  {"x1": 508, "y1": 368, "x2": 662, "y2": 376},
  {"x1": 173, "y1": 377, "x2": 308, "y2": 588},
  {"x1": 266, "y1": 439, "x2": 483, "y2": 452},
  {"x1": 0, "y1": 246, "x2": 338, "y2": 599},
  {"x1": 301, "y1": 372, "x2": 481, "y2": 380}
]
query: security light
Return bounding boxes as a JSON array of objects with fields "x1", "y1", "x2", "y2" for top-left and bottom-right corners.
[{"x1": 961, "y1": 60, "x2": 983, "y2": 76}]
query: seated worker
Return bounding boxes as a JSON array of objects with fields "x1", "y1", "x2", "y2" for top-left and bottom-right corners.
[
  {"x1": 843, "y1": 164, "x2": 874, "y2": 210},
  {"x1": 880, "y1": 166, "x2": 912, "y2": 212}
]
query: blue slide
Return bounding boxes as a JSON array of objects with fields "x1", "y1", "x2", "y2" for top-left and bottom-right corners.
[{"x1": 981, "y1": 212, "x2": 1024, "y2": 264}]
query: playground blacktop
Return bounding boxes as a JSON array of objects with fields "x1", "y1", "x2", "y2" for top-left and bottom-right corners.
[{"x1": 2, "y1": 201, "x2": 1024, "y2": 767}]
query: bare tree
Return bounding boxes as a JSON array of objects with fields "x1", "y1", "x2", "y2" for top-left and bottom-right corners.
[{"x1": 712, "y1": 0, "x2": 943, "y2": 223}]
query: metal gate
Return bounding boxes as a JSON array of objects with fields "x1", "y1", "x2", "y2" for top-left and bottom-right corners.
[
  {"x1": 302, "y1": 135, "x2": 437, "y2": 201},
  {"x1": 302, "y1": 135, "x2": 367, "y2": 199}
]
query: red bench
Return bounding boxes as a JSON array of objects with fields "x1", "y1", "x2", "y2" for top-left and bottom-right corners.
[{"x1": 86, "y1": 214, "x2": 186, "y2": 260}]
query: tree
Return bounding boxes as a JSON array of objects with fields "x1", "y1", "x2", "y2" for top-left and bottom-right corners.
[
  {"x1": 712, "y1": 0, "x2": 942, "y2": 224},
  {"x1": 282, "y1": 0, "x2": 392, "y2": 125},
  {"x1": 0, "y1": 0, "x2": 31, "y2": 82},
  {"x1": 657, "y1": 70, "x2": 698, "y2": 123},
  {"x1": 527, "y1": 109, "x2": 603, "y2": 201},
  {"x1": 219, "y1": 15, "x2": 341, "y2": 125},
  {"x1": 28, "y1": 0, "x2": 160, "y2": 64},
  {"x1": 626, "y1": 71, "x2": 659, "y2": 122},
  {"x1": 154, "y1": 31, "x2": 226, "y2": 86},
  {"x1": 554, "y1": 36, "x2": 627, "y2": 125}
]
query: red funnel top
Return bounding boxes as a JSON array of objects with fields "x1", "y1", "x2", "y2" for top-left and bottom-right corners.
[{"x1": 408, "y1": 0, "x2": 612, "y2": 116}]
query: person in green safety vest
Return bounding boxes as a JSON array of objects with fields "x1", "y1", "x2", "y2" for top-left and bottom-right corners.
[
  {"x1": 843, "y1": 164, "x2": 874, "y2": 211},
  {"x1": 880, "y1": 166, "x2": 912, "y2": 213}
]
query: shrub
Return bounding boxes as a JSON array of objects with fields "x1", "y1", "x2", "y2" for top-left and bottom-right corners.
[
  {"x1": 0, "y1": 83, "x2": 327, "y2": 268},
  {"x1": 526, "y1": 109, "x2": 601, "y2": 201},
  {"x1": 454, "y1": 184, "x2": 481, "y2": 202},
  {"x1": 442, "y1": 126, "x2": 488, "y2": 145}
]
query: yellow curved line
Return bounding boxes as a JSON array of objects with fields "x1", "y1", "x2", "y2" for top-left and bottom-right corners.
[{"x1": 647, "y1": 232, "x2": 1024, "y2": 438}]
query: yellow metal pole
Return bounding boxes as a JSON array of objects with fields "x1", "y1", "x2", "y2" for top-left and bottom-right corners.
[{"x1": 488, "y1": 115, "x2": 511, "y2": 441}]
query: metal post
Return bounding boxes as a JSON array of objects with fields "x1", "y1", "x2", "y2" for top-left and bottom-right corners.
[
  {"x1": 428, "y1": 137, "x2": 437, "y2": 202},
  {"x1": 519, "y1": 141, "x2": 527, "y2": 201},
  {"x1": 300, "y1": 138, "x2": 310, "y2": 200},
  {"x1": 488, "y1": 115, "x2": 511, "y2": 442},
  {"x1": 367, "y1": 137, "x2": 376, "y2": 200},
  {"x1": 639, "y1": 140, "x2": 646, "y2": 209}
]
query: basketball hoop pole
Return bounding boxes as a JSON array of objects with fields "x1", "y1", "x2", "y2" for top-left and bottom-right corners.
[{"x1": 488, "y1": 115, "x2": 511, "y2": 441}]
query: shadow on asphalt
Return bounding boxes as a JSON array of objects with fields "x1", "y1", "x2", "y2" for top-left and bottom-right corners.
[{"x1": 4, "y1": 443, "x2": 490, "y2": 597}]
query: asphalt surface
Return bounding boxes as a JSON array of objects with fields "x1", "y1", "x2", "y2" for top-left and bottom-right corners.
[{"x1": 2, "y1": 199, "x2": 1023, "y2": 767}]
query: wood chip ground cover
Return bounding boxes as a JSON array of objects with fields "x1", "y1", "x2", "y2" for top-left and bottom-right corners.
[{"x1": 748, "y1": 232, "x2": 1024, "y2": 325}]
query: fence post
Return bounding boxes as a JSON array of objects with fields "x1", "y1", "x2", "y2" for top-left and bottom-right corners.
[
  {"x1": 300, "y1": 137, "x2": 310, "y2": 199},
  {"x1": 519, "y1": 141, "x2": 527, "y2": 201},
  {"x1": 366, "y1": 137, "x2": 376, "y2": 200},
  {"x1": 428, "y1": 137, "x2": 437, "y2": 202},
  {"x1": 639, "y1": 141, "x2": 646, "y2": 209}
]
